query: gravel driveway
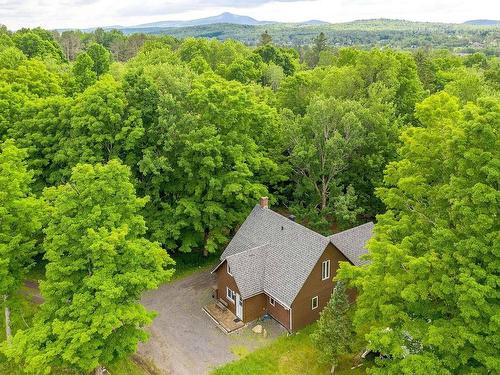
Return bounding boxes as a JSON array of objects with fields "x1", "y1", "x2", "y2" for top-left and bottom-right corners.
[{"x1": 138, "y1": 268, "x2": 286, "y2": 375}]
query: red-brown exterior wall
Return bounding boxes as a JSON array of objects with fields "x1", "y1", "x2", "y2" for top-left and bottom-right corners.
[
  {"x1": 266, "y1": 296, "x2": 291, "y2": 330},
  {"x1": 215, "y1": 260, "x2": 239, "y2": 316},
  {"x1": 291, "y1": 243, "x2": 349, "y2": 331},
  {"x1": 243, "y1": 293, "x2": 266, "y2": 322}
]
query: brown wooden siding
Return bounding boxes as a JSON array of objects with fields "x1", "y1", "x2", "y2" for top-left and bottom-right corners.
[
  {"x1": 291, "y1": 243, "x2": 349, "y2": 331},
  {"x1": 215, "y1": 260, "x2": 239, "y2": 317},
  {"x1": 266, "y1": 295, "x2": 291, "y2": 330},
  {"x1": 243, "y1": 293, "x2": 266, "y2": 322}
]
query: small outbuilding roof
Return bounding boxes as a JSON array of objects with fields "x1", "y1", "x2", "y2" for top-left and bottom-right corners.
[{"x1": 213, "y1": 204, "x2": 373, "y2": 307}]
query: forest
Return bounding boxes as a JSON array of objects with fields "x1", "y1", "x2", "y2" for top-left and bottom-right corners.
[
  {"x1": 71, "y1": 19, "x2": 500, "y2": 55},
  {"x1": 0, "y1": 24, "x2": 499, "y2": 374}
]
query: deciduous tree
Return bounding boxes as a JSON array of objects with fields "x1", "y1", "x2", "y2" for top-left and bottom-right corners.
[
  {"x1": 0, "y1": 140, "x2": 43, "y2": 341},
  {"x1": 2, "y1": 160, "x2": 174, "y2": 374},
  {"x1": 338, "y1": 92, "x2": 500, "y2": 373}
]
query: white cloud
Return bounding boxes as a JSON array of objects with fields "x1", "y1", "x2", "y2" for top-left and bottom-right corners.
[{"x1": 1, "y1": 0, "x2": 498, "y2": 30}]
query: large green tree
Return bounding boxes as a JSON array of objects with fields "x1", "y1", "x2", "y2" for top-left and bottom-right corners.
[
  {"x1": 288, "y1": 95, "x2": 397, "y2": 231},
  {"x1": 86, "y1": 42, "x2": 111, "y2": 77},
  {"x1": 0, "y1": 140, "x2": 43, "y2": 341},
  {"x1": 63, "y1": 75, "x2": 143, "y2": 176},
  {"x1": 2, "y1": 160, "x2": 174, "y2": 374},
  {"x1": 140, "y1": 73, "x2": 284, "y2": 254},
  {"x1": 338, "y1": 92, "x2": 499, "y2": 373},
  {"x1": 72, "y1": 52, "x2": 97, "y2": 92}
]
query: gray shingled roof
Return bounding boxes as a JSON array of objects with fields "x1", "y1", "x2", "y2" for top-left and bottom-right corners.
[
  {"x1": 329, "y1": 222, "x2": 374, "y2": 266},
  {"x1": 215, "y1": 205, "x2": 373, "y2": 307}
]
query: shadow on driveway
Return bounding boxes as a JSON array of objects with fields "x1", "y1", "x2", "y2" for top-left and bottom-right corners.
[{"x1": 138, "y1": 269, "x2": 286, "y2": 375}]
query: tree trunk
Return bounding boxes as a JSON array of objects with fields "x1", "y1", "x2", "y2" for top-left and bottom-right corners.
[
  {"x1": 4, "y1": 295, "x2": 11, "y2": 342},
  {"x1": 93, "y1": 366, "x2": 106, "y2": 375},
  {"x1": 330, "y1": 364, "x2": 336, "y2": 374},
  {"x1": 203, "y1": 229, "x2": 209, "y2": 257}
]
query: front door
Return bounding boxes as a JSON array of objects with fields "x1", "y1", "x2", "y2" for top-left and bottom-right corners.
[{"x1": 236, "y1": 293, "x2": 243, "y2": 320}]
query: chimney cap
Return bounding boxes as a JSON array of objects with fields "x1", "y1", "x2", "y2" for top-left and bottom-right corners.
[{"x1": 259, "y1": 196, "x2": 269, "y2": 209}]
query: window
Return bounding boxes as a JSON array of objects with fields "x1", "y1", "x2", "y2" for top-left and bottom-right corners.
[
  {"x1": 227, "y1": 263, "x2": 232, "y2": 276},
  {"x1": 269, "y1": 297, "x2": 275, "y2": 306},
  {"x1": 321, "y1": 259, "x2": 331, "y2": 280},
  {"x1": 311, "y1": 296, "x2": 318, "y2": 310},
  {"x1": 226, "y1": 287, "x2": 235, "y2": 303}
]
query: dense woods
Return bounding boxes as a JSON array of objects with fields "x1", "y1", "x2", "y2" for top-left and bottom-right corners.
[{"x1": 0, "y1": 23, "x2": 498, "y2": 374}]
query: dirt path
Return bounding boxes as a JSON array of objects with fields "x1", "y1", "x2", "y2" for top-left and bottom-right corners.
[
  {"x1": 22, "y1": 280, "x2": 44, "y2": 304},
  {"x1": 138, "y1": 270, "x2": 285, "y2": 375}
]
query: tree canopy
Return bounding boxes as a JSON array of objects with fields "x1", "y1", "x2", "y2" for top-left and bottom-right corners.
[
  {"x1": 2, "y1": 160, "x2": 174, "y2": 373},
  {"x1": 338, "y1": 92, "x2": 499, "y2": 373}
]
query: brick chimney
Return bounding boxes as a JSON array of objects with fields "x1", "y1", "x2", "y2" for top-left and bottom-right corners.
[{"x1": 259, "y1": 196, "x2": 269, "y2": 209}]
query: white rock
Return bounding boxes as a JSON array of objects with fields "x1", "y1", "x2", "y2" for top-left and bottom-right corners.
[{"x1": 252, "y1": 324, "x2": 263, "y2": 334}]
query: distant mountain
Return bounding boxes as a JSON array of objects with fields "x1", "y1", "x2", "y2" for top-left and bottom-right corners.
[
  {"x1": 464, "y1": 19, "x2": 500, "y2": 26},
  {"x1": 302, "y1": 20, "x2": 330, "y2": 25},
  {"x1": 134, "y1": 12, "x2": 273, "y2": 28}
]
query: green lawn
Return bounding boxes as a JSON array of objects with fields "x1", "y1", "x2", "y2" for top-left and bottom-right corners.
[{"x1": 211, "y1": 325, "x2": 369, "y2": 375}]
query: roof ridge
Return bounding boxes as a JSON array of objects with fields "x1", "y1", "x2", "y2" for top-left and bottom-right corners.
[
  {"x1": 255, "y1": 205, "x2": 328, "y2": 240},
  {"x1": 329, "y1": 221, "x2": 374, "y2": 238},
  {"x1": 225, "y1": 242, "x2": 270, "y2": 259}
]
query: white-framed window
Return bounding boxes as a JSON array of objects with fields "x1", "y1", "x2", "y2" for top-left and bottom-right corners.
[
  {"x1": 269, "y1": 297, "x2": 275, "y2": 306},
  {"x1": 226, "y1": 287, "x2": 236, "y2": 303},
  {"x1": 311, "y1": 296, "x2": 319, "y2": 310},
  {"x1": 227, "y1": 262, "x2": 232, "y2": 276},
  {"x1": 321, "y1": 259, "x2": 331, "y2": 280}
]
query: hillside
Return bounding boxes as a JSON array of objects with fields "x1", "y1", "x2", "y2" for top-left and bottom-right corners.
[{"x1": 115, "y1": 19, "x2": 500, "y2": 51}]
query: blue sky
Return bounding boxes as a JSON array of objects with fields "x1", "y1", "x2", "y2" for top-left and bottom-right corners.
[{"x1": 2, "y1": 0, "x2": 499, "y2": 30}]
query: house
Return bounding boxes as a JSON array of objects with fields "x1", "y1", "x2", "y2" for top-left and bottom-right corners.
[{"x1": 211, "y1": 197, "x2": 373, "y2": 332}]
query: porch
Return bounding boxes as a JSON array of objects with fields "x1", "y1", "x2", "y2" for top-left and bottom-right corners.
[{"x1": 203, "y1": 302, "x2": 245, "y2": 334}]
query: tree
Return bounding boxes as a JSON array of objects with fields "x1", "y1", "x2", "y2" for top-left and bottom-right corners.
[
  {"x1": 308, "y1": 32, "x2": 328, "y2": 67},
  {"x1": 13, "y1": 30, "x2": 64, "y2": 60},
  {"x1": 63, "y1": 75, "x2": 143, "y2": 177},
  {"x1": 2, "y1": 160, "x2": 175, "y2": 374},
  {"x1": 312, "y1": 282, "x2": 353, "y2": 373},
  {"x1": 255, "y1": 45, "x2": 299, "y2": 76},
  {"x1": 58, "y1": 30, "x2": 83, "y2": 61},
  {"x1": 0, "y1": 140, "x2": 43, "y2": 341},
  {"x1": 86, "y1": 42, "x2": 111, "y2": 76},
  {"x1": 72, "y1": 52, "x2": 97, "y2": 91},
  {"x1": 140, "y1": 74, "x2": 284, "y2": 254},
  {"x1": 7, "y1": 95, "x2": 72, "y2": 190},
  {"x1": 259, "y1": 30, "x2": 272, "y2": 46},
  {"x1": 0, "y1": 47, "x2": 26, "y2": 70},
  {"x1": 338, "y1": 93, "x2": 500, "y2": 373},
  {"x1": 288, "y1": 97, "x2": 367, "y2": 230},
  {"x1": 262, "y1": 63, "x2": 285, "y2": 91}
]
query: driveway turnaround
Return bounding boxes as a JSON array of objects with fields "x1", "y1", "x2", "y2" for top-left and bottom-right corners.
[{"x1": 138, "y1": 268, "x2": 286, "y2": 375}]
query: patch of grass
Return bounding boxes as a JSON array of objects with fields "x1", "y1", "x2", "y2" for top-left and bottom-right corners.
[
  {"x1": 211, "y1": 325, "x2": 369, "y2": 375},
  {"x1": 170, "y1": 251, "x2": 219, "y2": 281},
  {"x1": 231, "y1": 345, "x2": 250, "y2": 358},
  {"x1": 106, "y1": 357, "x2": 147, "y2": 375}
]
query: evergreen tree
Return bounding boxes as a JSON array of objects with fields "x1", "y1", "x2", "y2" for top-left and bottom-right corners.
[
  {"x1": 312, "y1": 282, "x2": 353, "y2": 373},
  {"x1": 259, "y1": 30, "x2": 273, "y2": 46}
]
